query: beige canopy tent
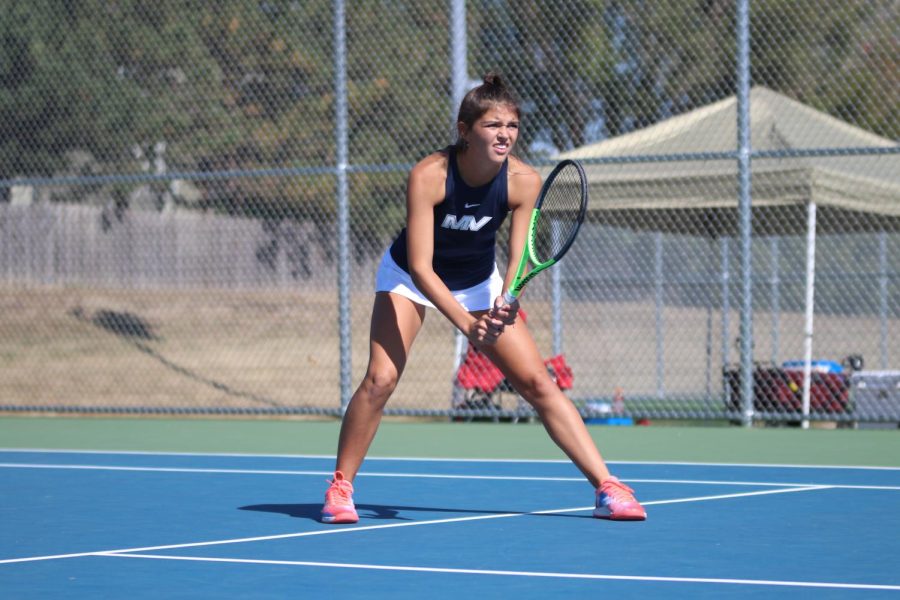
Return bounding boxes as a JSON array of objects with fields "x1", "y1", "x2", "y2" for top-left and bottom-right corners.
[
  {"x1": 557, "y1": 87, "x2": 900, "y2": 421},
  {"x1": 559, "y1": 86, "x2": 900, "y2": 235}
]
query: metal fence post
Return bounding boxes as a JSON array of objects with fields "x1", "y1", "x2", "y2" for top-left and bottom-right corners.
[
  {"x1": 335, "y1": 0, "x2": 352, "y2": 412},
  {"x1": 736, "y1": 0, "x2": 755, "y2": 427},
  {"x1": 449, "y1": 0, "x2": 469, "y2": 409}
]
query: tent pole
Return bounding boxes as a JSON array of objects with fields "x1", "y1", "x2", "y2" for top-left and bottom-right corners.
[
  {"x1": 736, "y1": 0, "x2": 754, "y2": 427},
  {"x1": 721, "y1": 238, "x2": 731, "y2": 399},
  {"x1": 770, "y1": 237, "x2": 781, "y2": 365},
  {"x1": 654, "y1": 231, "x2": 665, "y2": 399},
  {"x1": 879, "y1": 232, "x2": 889, "y2": 369},
  {"x1": 801, "y1": 202, "x2": 818, "y2": 429},
  {"x1": 705, "y1": 239, "x2": 715, "y2": 402}
]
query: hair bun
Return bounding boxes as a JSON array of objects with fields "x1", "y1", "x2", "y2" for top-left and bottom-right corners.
[{"x1": 482, "y1": 72, "x2": 504, "y2": 88}]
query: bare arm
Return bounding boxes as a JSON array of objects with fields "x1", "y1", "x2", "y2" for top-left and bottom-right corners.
[{"x1": 492, "y1": 158, "x2": 542, "y2": 322}]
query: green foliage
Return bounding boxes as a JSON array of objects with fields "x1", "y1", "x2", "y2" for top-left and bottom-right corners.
[
  {"x1": 467, "y1": 0, "x2": 897, "y2": 150},
  {"x1": 749, "y1": 0, "x2": 898, "y2": 139},
  {"x1": 469, "y1": 0, "x2": 616, "y2": 154},
  {"x1": 0, "y1": 0, "x2": 894, "y2": 246}
]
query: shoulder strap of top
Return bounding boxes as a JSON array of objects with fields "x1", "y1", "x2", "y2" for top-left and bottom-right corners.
[{"x1": 445, "y1": 146, "x2": 458, "y2": 198}]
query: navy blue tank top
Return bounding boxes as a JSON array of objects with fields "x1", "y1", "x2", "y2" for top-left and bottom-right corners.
[{"x1": 389, "y1": 148, "x2": 510, "y2": 290}]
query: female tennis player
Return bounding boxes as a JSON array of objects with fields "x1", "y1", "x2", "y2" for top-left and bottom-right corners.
[{"x1": 322, "y1": 73, "x2": 646, "y2": 523}]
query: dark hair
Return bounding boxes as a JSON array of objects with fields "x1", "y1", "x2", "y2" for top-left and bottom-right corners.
[{"x1": 455, "y1": 72, "x2": 521, "y2": 151}]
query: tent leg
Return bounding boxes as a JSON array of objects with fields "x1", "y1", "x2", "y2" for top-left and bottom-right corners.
[{"x1": 801, "y1": 202, "x2": 817, "y2": 429}]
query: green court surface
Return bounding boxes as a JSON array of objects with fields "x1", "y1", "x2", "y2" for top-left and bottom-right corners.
[{"x1": 2, "y1": 416, "x2": 898, "y2": 467}]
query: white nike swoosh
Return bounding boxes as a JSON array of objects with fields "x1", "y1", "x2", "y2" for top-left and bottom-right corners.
[{"x1": 464, "y1": 203, "x2": 480, "y2": 209}]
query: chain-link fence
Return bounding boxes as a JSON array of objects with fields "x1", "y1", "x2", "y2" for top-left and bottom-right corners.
[{"x1": 1, "y1": 0, "x2": 898, "y2": 425}]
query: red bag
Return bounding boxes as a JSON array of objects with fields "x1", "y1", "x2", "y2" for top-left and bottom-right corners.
[
  {"x1": 456, "y1": 346, "x2": 506, "y2": 393},
  {"x1": 544, "y1": 354, "x2": 574, "y2": 390},
  {"x1": 455, "y1": 308, "x2": 574, "y2": 394}
]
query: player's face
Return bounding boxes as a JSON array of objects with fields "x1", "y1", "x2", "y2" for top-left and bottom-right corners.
[{"x1": 461, "y1": 104, "x2": 519, "y2": 164}]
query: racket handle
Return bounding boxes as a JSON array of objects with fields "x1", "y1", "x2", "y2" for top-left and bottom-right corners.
[{"x1": 502, "y1": 290, "x2": 518, "y2": 306}]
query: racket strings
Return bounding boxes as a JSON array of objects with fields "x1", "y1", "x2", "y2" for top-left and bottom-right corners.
[{"x1": 533, "y1": 164, "x2": 585, "y2": 263}]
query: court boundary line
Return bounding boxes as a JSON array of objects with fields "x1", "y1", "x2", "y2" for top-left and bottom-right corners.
[
  {"x1": 2, "y1": 448, "x2": 899, "y2": 471},
  {"x1": 96, "y1": 552, "x2": 900, "y2": 592},
  {"x1": 0, "y1": 486, "x2": 828, "y2": 565},
  {"x1": 2, "y1": 462, "x2": 899, "y2": 491}
]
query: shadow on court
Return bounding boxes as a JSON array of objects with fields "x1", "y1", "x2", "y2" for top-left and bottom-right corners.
[{"x1": 239, "y1": 503, "x2": 592, "y2": 521}]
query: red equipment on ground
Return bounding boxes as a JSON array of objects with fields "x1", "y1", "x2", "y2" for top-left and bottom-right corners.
[{"x1": 453, "y1": 309, "x2": 574, "y2": 412}]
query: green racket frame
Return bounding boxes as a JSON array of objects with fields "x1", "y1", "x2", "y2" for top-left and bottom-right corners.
[{"x1": 502, "y1": 159, "x2": 587, "y2": 305}]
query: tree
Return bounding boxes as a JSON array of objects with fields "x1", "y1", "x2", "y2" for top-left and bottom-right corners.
[
  {"x1": 469, "y1": 0, "x2": 616, "y2": 155},
  {"x1": 0, "y1": 0, "x2": 144, "y2": 177},
  {"x1": 2, "y1": 0, "x2": 892, "y2": 232},
  {"x1": 466, "y1": 0, "x2": 896, "y2": 157}
]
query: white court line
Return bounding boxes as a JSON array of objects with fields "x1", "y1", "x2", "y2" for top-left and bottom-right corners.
[
  {"x1": 628, "y1": 478, "x2": 900, "y2": 491},
  {"x1": 0, "y1": 463, "x2": 579, "y2": 481},
  {"x1": 0, "y1": 485, "x2": 827, "y2": 566},
  {"x1": 97, "y1": 553, "x2": 900, "y2": 592},
  {"x1": 3, "y1": 448, "x2": 900, "y2": 471},
  {"x1": 2, "y1": 462, "x2": 898, "y2": 490}
]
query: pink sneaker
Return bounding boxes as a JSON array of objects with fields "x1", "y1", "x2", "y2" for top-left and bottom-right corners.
[
  {"x1": 593, "y1": 476, "x2": 647, "y2": 521},
  {"x1": 321, "y1": 470, "x2": 359, "y2": 524}
]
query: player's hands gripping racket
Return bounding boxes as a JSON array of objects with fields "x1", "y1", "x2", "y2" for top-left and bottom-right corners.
[{"x1": 499, "y1": 159, "x2": 588, "y2": 308}]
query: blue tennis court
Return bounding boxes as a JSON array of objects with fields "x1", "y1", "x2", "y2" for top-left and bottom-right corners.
[{"x1": 2, "y1": 449, "x2": 899, "y2": 598}]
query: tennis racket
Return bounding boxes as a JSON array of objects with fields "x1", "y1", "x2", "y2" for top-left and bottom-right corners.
[{"x1": 501, "y1": 159, "x2": 588, "y2": 305}]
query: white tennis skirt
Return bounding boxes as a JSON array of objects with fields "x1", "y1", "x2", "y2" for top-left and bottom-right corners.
[{"x1": 375, "y1": 250, "x2": 502, "y2": 312}]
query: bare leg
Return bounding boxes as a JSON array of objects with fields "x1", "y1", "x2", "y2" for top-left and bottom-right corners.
[
  {"x1": 335, "y1": 292, "x2": 425, "y2": 481},
  {"x1": 478, "y1": 315, "x2": 610, "y2": 488}
]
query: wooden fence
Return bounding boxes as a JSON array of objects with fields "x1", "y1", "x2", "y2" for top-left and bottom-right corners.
[{"x1": 0, "y1": 203, "x2": 344, "y2": 289}]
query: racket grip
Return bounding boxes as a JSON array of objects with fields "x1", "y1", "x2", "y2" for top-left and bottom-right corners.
[{"x1": 501, "y1": 290, "x2": 518, "y2": 306}]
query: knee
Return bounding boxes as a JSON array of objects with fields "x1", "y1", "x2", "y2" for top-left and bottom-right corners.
[
  {"x1": 360, "y1": 367, "x2": 399, "y2": 405},
  {"x1": 516, "y1": 370, "x2": 560, "y2": 405}
]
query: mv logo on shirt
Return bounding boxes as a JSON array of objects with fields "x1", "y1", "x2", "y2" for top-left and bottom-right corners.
[{"x1": 440, "y1": 214, "x2": 493, "y2": 231}]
